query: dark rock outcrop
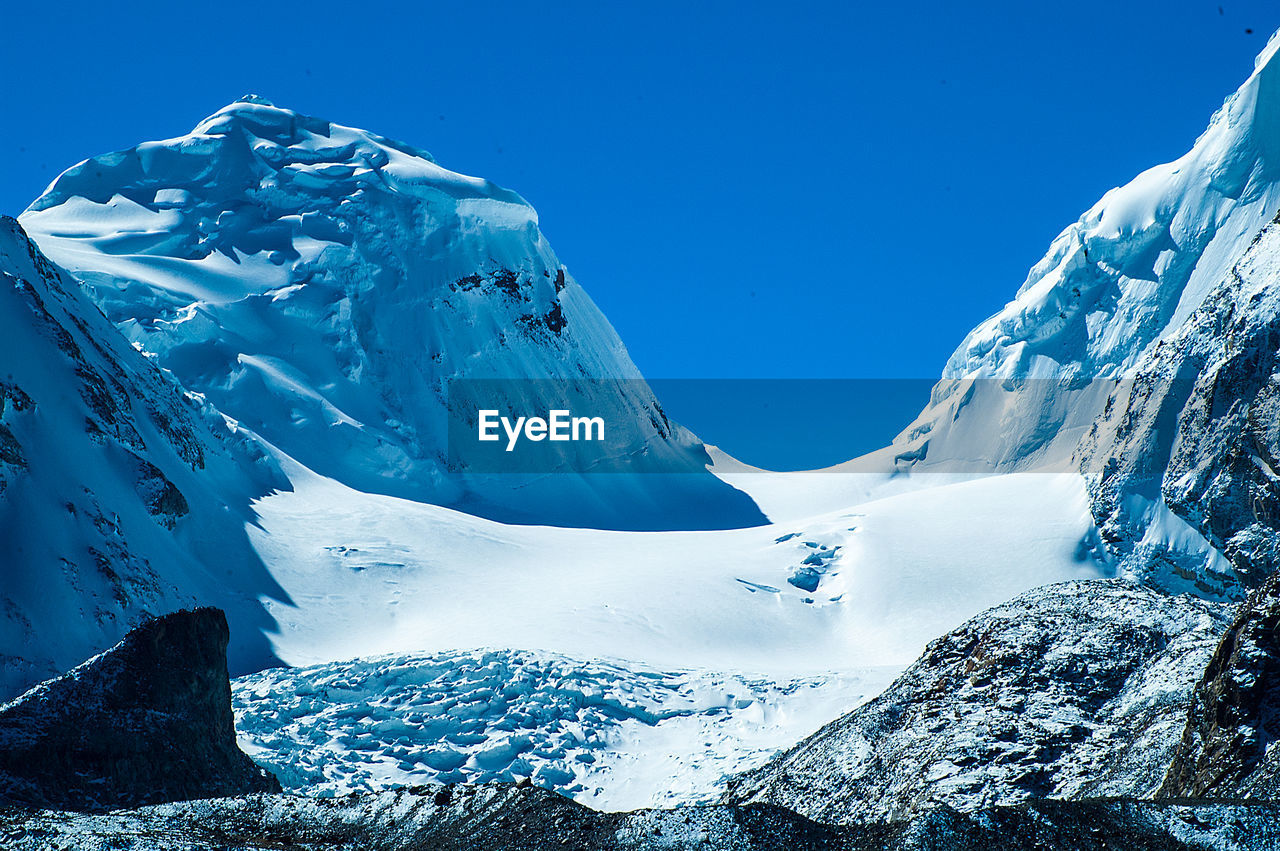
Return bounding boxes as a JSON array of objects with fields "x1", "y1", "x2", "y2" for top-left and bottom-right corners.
[
  {"x1": 724, "y1": 580, "x2": 1232, "y2": 825},
  {"x1": 0, "y1": 607, "x2": 279, "y2": 812},
  {"x1": 1160, "y1": 571, "x2": 1280, "y2": 798}
]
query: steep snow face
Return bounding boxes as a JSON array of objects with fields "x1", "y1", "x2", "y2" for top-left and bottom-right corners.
[
  {"x1": 20, "y1": 96, "x2": 761, "y2": 530},
  {"x1": 0, "y1": 218, "x2": 287, "y2": 700},
  {"x1": 897, "y1": 33, "x2": 1280, "y2": 474}
]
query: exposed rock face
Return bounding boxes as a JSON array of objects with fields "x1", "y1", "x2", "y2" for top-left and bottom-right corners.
[
  {"x1": 0, "y1": 608, "x2": 279, "y2": 812},
  {"x1": 1078, "y1": 211, "x2": 1280, "y2": 599},
  {"x1": 724, "y1": 580, "x2": 1232, "y2": 825},
  {"x1": 1160, "y1": 572, "x2": 1280, "y2": 798}
]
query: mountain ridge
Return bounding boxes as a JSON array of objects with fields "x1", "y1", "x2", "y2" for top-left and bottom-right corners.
[{"x1": 0, "y1": 216, "x2": 288, "y2": 700}]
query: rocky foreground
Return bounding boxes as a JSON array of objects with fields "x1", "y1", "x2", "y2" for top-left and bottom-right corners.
[
  {"x1": 4, "y1": 784, "x2": 1280, "y2": 850},
  {"x1": 725, "y1": 581, "x2": 1232, "y2": 822},
  {"x1": 3, "y1": 588, "x2": 1280, "y2": 849}
]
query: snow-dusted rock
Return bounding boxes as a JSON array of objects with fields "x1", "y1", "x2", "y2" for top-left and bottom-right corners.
[
  {"x1": 3, "y1": 785, "x2": 1280, "y2": 850},
  {"x1": 0, "y1": 608, "x2": 278, "y2": 811},
  {"x1": 725, "y1": 580, "x2": 1232, "y2": 824},
  {"x1": 1079, "y1": 209, "x2": 1280, "y2": 597}
]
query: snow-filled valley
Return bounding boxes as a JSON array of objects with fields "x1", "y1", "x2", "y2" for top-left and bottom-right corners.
[
  {"x1": 246, "y1": 459, "x2": 1103, "y2": 675},
  {"x1": 14, "y1": 31, "x2": 1280, "y2": 837},
  {"x1": 212, "y1": 453, "x2": 1106, "y2": 809}
]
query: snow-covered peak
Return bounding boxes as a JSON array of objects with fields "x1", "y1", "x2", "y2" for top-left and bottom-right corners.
[
  {"x1": 21, "y1": 101, "x2": 763, "y2": 530},
  {"x1": 947, "y1": 31, "x2": 1280, "y2": 382},
  {"x1": 893, "y1": 31, "x2": 1280, "y2": 476}
]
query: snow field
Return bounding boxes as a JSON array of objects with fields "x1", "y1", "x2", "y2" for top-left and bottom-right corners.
[{"x1": 228, "y1": 454, "x2": 1108, "y2": 807}]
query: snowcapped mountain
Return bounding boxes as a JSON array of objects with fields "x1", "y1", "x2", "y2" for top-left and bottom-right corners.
[
  {"x1": 0, "y1": 217, "x2": 287, "y2": 700},
  {"x1": 2, "y1": 95, "x2": 1116, "y2": 803},
  {"x1": 897, "y1": 33, "x2": 1280, "y2": 470},
  {"x1": 19, "y1": 96, "x2": 761, "y2": 531},
  {"x1": 952, "y1": 31, "x2": 1280, "y2": 382},
  {"x1": 11, "y1": 31, "x2": 1280, "y2": 848},
  {"x1": 888, "y1": 33, "x2": 1280, "y2": 597}
]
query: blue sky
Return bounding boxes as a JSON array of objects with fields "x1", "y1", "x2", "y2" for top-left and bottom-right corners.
[{"x1": 2, "y1": 1, "x2": 1277, "y2": 467}]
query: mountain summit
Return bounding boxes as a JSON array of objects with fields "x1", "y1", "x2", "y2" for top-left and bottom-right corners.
[
  {"x1": 21, "y1": 99, "x2": 762, "y2": 530},
  {"x1": 896, "y1": 32, "x2": 1280, "y2": 473}
]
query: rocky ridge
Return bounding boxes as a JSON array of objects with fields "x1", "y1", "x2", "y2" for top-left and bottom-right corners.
[
  {"x1": 0, "y1": 217, "x2": 286, "y2": 701},
  {"x1": 725, "y1": 580, "x2": 1233, "y2": 824}
]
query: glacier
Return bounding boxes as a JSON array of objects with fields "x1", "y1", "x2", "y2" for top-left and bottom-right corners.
[{"x1": 1, "y1": 93, "x2": 1123, "y2": 810}]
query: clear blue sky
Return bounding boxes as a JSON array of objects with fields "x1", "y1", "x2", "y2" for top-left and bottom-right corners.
[{"x1": 2, "y1": 1, "x2": 1277, "y2": 467}]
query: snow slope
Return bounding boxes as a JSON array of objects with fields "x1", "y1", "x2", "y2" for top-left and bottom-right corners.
[
  {"x1": 216, "y1": 456, "x2": 1107, "y2": 808},
  {"x1": 0, "y1": 218, "x2": 287, "y2": 700},
  {"x1": 246, "y1": 460, "x2": 1104, "y2": 676},
  {"x1": 19, "y1": 96, "x2": 761, "y2": 531}
]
